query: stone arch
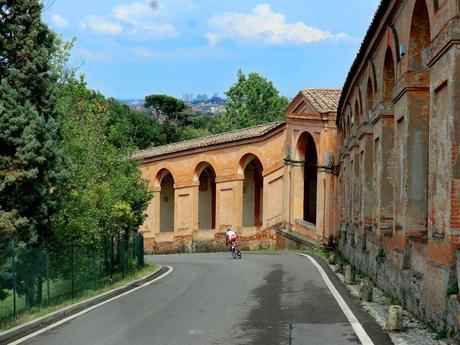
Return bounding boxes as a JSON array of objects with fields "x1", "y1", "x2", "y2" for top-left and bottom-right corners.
[
  {"x1": 237, "y1": 152, "x2": 264, "y2": 175},
  {"x1": 354, "y1": 98, "x2": 361, "y2": 126},
  {"x1": 297, "y1": 131, "x2": 318, "y2": 224},
  {"x1": 404, "y1": 0, "x2": 431, "y2": 235},
  {"x1": 155, "y1": 168, "x2": 175, "y2": 232},
  {"x1": 409, "y1": 0, "x2": 431, "y2": 71},
  {"x1": 154, "y1": 168, "x2": 175, "y2": 188},
  {"x1": 238, "y1": 154, "x2": 264, "y2": 227},
  {"x1": 194, "y1": 162, "x2": 216, "y2": 230},
  {"x1": 366, "y1": 78, "x2": 374, "y2": 119},
  {"x1": 383, "y1": 47, "x2": 395, "y2": 102}
]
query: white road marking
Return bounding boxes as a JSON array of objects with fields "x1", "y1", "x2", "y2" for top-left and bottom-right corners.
[
  {"x1": 297, "y1": 254, "x2": 375, "y2": 345},
  {"x1": 8, "y1": 266, "x2": 174, "y2": 345}
]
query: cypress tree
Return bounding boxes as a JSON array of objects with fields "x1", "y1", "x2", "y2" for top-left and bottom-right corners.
[{"x1": 0, "y1": 0, "x2": 64, "y2": 248}]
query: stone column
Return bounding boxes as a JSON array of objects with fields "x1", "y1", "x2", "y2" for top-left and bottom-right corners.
[
  {"x1": 215, "y1": 177, "x2": 244, "y2": 230},
  {"x1": 373, "y1": 104, "x2": 395, "y2": 235}
]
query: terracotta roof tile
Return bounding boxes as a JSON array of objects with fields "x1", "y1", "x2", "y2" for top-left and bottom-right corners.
[
  {"x1": 132, "y1": 122, "x2": 284, "y2": 160},
  {"x1": 301, "y1": 88, "x2": 342, "y2": 113}
]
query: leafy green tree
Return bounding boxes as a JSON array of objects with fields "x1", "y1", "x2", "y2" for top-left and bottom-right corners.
[
  {"x1": 213, "y1": 69, "x2": 288, "y2": 132},
  {"x1": 53, "y1": 77, "x2": 152, "y2": 247},
  {"x1": 0, "y1": 0, "x2": 65, "y2": 247},
  {"x1": 127, "y1": 108, "x2": 166, "y2": 149},
  {"x1": 144, "y1": 94, "x2": 187, "y2": 120}
]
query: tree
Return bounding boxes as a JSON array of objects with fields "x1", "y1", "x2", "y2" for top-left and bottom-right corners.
[
  {"x1": 213, "y1": 69, "x2": 289, "y2": 132},
  {"x1": 0, "y1": 0, "x2": 65, "y2": 247},
  {"x1": 144, "y1": 94, "x2": 187, "y2": 120},
  {"x1": 53, "y1": 76, "x2": 152, "y2": 247},
  {"x1": 144, "y1": 94, "x2": 198, "y2": 143}
]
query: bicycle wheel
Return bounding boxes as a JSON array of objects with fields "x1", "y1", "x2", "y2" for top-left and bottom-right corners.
[
  {"x1": 237, "y1": 250, "x2": 242, "y2": 259},
  {"x1": 231, "y1": 248, "x2": 237, "y2": 259}
]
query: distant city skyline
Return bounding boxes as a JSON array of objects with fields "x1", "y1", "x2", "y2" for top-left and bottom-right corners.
[{"x1": 43, "y1": 0, "x2": 380, "y2": 99}]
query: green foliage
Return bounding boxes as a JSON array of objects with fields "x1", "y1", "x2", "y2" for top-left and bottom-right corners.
[
  {"x1": 434, "y1": 327, "x2": 447, "y2": 340},
  {"x1": 0, "y1": 0, "x2": 66, "y2": 247},
  {"x1": 214, "y1": 69, "x2": 288, "y2": 132},
  {"x1": 52, "y1": 77, "x2": 152, "y2": 246},
  {"x1": 446, "y1": 282, "x2": 459, "y2": 296},
  {"x1": 144, "y1": 94, "x2": 187, "y2": 118},
  {"x1": 383, "y1": 292, "x2": 402, "y2": 306}
]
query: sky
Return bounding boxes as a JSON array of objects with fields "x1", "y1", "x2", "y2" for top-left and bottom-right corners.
[{"x1": 42, "y1": 0, "x2": 381, "y2": 100}]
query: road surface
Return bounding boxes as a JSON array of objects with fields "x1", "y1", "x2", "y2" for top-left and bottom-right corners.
[{"x1": 22, "y1": 253, "x2": 392, "y2": 345}]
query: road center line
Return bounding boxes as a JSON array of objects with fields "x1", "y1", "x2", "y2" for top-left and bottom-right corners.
[
  {"x1": 297, "y1": 254, "x2": 375, "y2": 345},
  {"x1": 8, "y1": 266, "x2": 174, "y2": 345}
]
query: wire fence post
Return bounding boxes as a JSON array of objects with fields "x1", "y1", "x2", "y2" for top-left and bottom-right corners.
[
  {"x1": 121, "y1": 239, "x2": 125, "y2": 279},
  {"x1": 46, "y1": 247, "x2": 50, "y2": 304},
  {"x1": 109, "y1": 237, "x2": 114, "y2": 281},
  {"x1": 11, "y1": 239, "x2": 17, "y2": 320},
  {"x1": 138, "y1": 234, "x2": 144, "y2": 268},
  {"x1": 92, "y1": 247, "x2": 97, "y2": 290},
  {"x1": 71, "y1": 238, "x2": 75, "y2": 299}
]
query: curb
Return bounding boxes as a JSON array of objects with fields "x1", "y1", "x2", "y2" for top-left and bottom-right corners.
[{"x1": 0, "y1": 265, "x2": 167, "y2": 345}]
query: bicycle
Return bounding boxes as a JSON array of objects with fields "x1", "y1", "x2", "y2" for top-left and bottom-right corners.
[{"x1": 231, "y1": 241, "x2": 242, "y2": 259}]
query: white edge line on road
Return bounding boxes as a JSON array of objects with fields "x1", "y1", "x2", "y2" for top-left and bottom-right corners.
[
  {"x1": 297, "y1": 254, "x2": 375, "y2": 345},
  {"x1": 8, "y1": 266, "x2": 174, "y2": 345}
]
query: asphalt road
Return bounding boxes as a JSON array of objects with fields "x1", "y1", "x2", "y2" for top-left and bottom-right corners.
[{"x1": 23, "y1": 253, "x2": 393, "y2": 345}]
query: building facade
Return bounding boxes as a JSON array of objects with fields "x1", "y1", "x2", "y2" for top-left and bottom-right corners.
[
  {"x1": 135, "y1": 0, "x2": 460, "y2": 337},
  {"x1": 336, "y1": 0, "x2": 460, "y2": 336},
  {"x1": 136, "y1": 89, "x2": 340, "y2": 253}
]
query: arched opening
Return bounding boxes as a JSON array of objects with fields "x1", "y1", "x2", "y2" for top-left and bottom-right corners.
[
  {"x1": 157, "y1": 170, "x2": 175, "y2": 232},
  {"x1": 409, "y1": 0, "x2": 430, "y2": 71},
  {"x1": 297, "y1": 132, "x2": 318, "y2": 224},
  {"x1": 196, "y1": 164, "x2": 216, "y2": 230},
  {"x1": 383, "y1": 48, "x2": 395, "y2": 102},
  {"x1": 354, "y1": 99, "x2": 361, "y2": 126},
  {"x1": 366, "y1": 79, "x2": 374, "y2": 119},
  {"x1": 406, "y1": 0, "x2": 430, "y2": 234},
  {"x1": 241, "y1": 155, "x2": 263, "y2": 227}
]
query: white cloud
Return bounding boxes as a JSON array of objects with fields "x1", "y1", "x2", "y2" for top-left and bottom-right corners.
[
  {"x1": 51, "y1": 14, "x2": 70, "y2": 28},
  {"x1": 134, "y1": 47, "x2": 156, "y2": 59},
  {"x1": 134, "y1": 22, "x2": 177, "y2": 38},
  {"x1": 132, "y1": 45, "x2": 235, "y2": 61},
  {"x1": 80, "y1": 15, "x2": 123, "y2": 35},
  {"x1": 81, "y1": 1, "x2": 183, "y2": 39},
  {"x1": 206, "y1": 4, "x2": 349, "y2": 45},
  {"x1": 113, "y1": 1, "x2": 159, "y2": 23},
  {"x1": 205, "y1": 32, "x2": 219, "y2": 46},
  {"x1": 77, "y1": 47, "x2": 108, "y2": 61}
]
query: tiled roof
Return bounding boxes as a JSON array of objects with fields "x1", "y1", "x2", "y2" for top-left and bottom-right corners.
[
  {"x1": 132, "y1": 122, "x2": 284, "y2": 160},
  {"x1": 301, "y1": 88, "x2": 342, "y2": 113},
  {"x1": 337, "y1": 0, "x2": 390, "y2": 121}
]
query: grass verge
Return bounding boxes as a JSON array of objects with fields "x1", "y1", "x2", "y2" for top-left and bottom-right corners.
[{"x1": 0, "y1": 264, "x2": 159, "y2": 333}]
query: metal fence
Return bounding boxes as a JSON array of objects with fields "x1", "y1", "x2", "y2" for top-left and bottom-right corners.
[{"x1": 0, "y1": 234, "x2": 144, "y2": 324}]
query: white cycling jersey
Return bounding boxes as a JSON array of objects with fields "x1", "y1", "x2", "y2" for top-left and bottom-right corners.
[{"x1": 226, "y1": 230, "x2": 237, "y2": 241}]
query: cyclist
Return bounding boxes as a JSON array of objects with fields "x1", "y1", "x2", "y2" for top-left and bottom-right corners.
[{"x1": 225, "y1": 228, "x2": 238, "y2": 249}]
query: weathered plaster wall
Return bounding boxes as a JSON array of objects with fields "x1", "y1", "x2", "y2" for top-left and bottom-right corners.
[{"x1": 337, "y1": 0, "x2": 460, "y2": 337}]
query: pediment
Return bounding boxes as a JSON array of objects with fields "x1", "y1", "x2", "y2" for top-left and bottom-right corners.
[{"x1": 286, "y1": 92, "x2": 321, "y2": 118}]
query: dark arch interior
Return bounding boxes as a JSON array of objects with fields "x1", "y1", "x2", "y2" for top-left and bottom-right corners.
[
  {"x1": 301, "y1": 133, "x2": 318, "y2": 224},
  {"x1": 366, "y1": 79, "x2": 374, "y2": 118},
  {"x1": 409, "y1": 0, "x2": 430, "y2": 71},
  {"x1": 160, "y1": 172, "x2": 174, "y2": 232},
  {"x1": 243, "y1": 158, "x2": 263, "y2": 227},
  {"x1": 383, "y1": 48, "x2": 395, "y2": 102},
  {"x1": 198, "y1": 166, "x2": 216, "y2": 230}
]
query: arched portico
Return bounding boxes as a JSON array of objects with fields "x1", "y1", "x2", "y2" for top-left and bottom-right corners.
[
  {"x1": 155, "y1": 169, "x2": 175, "y2": 232},
  {"x1": 297, "y1": 132, "x2": 318, "y2": 224},
  {"x1": 238, "y1": 154, "x2": 264, "y2": 227},
  {"x1": 194, "y1": 162, "x2": 217, "y2": 230}
]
